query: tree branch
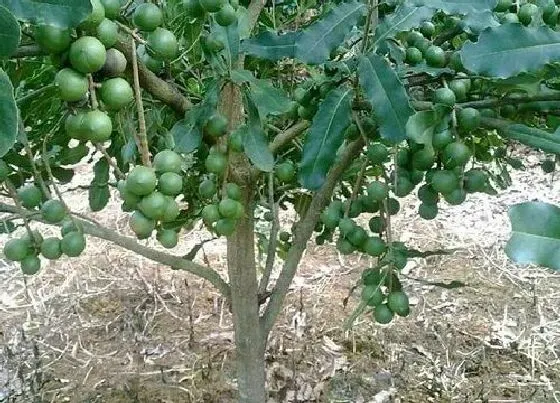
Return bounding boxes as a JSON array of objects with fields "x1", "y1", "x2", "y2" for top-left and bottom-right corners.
[
  {"x1": 0, "y1": 201, "x2": 231, "y2": 298},
  {"x1": 459, "y1": 92, "x2": 560, "y2": 109},
  {"x1": 11, "y1": 44, "x2": 45, "y2": 58},
  {"x1": 258, "y1": 172, "x2": 279, "y2": 295},
  {"x1": 261, "y1": 138, "x2": 365, "y2": 336},
  {"x1": 269, "y1": 121, "x2": 310, "y2": 154},
  {"x1": 130, "y1": 36, "x2": 151, "y2": 166}
]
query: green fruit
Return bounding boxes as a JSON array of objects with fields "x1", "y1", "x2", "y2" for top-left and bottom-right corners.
[
  {"x1": 55, "y1": 68, "x2": 88, "y2": 102},
  {"x1": 263, "y1": 211, "x2": 274, "y2": 221},
  {"x1": 443, "y1": 142, "x2": 471, "y2": 168},
  {"x1": 34, "y1": 25, "x2": 71, "y2": 53},
  {"x1": 199, "y1": 179, "x2": 217, "y2": 199},
  {"x1": 500, "y1": 104, "x2": 517, "y2": 118},
  {"x1": 432, "y1": 130, "x2": 454, "y2": 150},
  {"x1": 158, "y1": 172, "x2": 183, "y2": 195},
  {"x1": 431, "y1": 170, "x2": 459, "y2": 194},
  {"x1": 161, "y1": 197, "x2": 180, "y2": 222},
  {"x1": 219, "y1": 198, "x2": 243, "y2": 219},
  {"x1": 374, "y1": 304, "x2": 394, "y2": 324},
  {"x1": 202, "y1": 204, "x2": 221, "y2": 225},
  {"x1": 434, "y1": 87, "x2": 456, "y2": 107},
  {"x1": 494, "y1": 0, "x2": 512, "y2": 12},
  {"x1": 215, "y1": 218, "x2": 236, "y2": 236},
  {"x1": 225, "y1": 183, "x2": 242, "y2": 201},
  {"x1": 21, "y1": 255, "x2": 41, "y2": 275},
  {"x1": 100, "y1": 0, "x2": 121, "y2": 19},
  {"x1": 147, "y1": 28, "x2": 178, "y2": 61},
  {"x1": 387, "y1": 291, "x2": 410, "y2": 317},
  {"x1": 118, "y1": 180, "x2": 141, "y2": 205},
  {"x1": 362, "y1": 285, "x2": 383, "y2": 306},
  {"x1": 518, "y1": 3, "x2": 538, "y2": 25},
  {"x1": 101, "y1": 48, "x2": 127, "y2": 77},
  {"x1": 205, "y1": 32, "x2": 225, "y2": 52},
  {"x1": 129, "y1": 210, "x2": 156, "y2": 238},
  {"x1": 0, "y1": 160, "x2": 10, "y2": 182},
  {"x1": 448, "y1": 80, "x2": 467, "y2": 101},
  {"x1": 321, "y1": 208, "x2": 341, "y2": 230},
  {"x1": 363, "y1": 236, "x2": 386, "y2": 257},
  {"x1": 275, "y1": 161, "x2": 296, "y2": 183},
  {"x1": 96, "y1": 18, "x2": 118, "y2": 48},
  {"x1": 418, "y1": 184, "x2": 438, "y2": 204},
  {"x1": 61, "y1": 218, "x2": 83, "y2": 236},
  {"x1": 362, "y1": 117, "x2": 378, "y2": 139},
  {"x1": 4, "y1": 238, "x2": 31, "y2": 261},
  {"x1": 457, "y1": 108, "x2": 481, "y2": 131},
  {"x1": 69, "y1": 36, "x2": 107, "y2": 73},
  {"x1": 138, "y1": 191, "x2": 167, "y2": 219},
  {"x1": 337, "y1": 238, "x2": 355, "y2": 255},
  {"x1": 18, "y1": 184, "x2": 42, "y2": 209},
  {"x1": 201, "y1": 0, "x2": 225, "y2": 12},
  {"x1": 81, "y1": 0, "x2": 105, "y2": 29},
  {"x1": 205, "y1": 153, "x2": 227, "y2": 176},
  {"x1": 100, "y1": 78, "x2": 133, "y2": 110},
  {"x1": 395, "y1": 148, "x2": 410, "y2": 167},
  {"x1": 443, "y1": 188, "x2": 466, "y2": 205},
  {"x1": 541, "y1": 159, "x2": 556, "y2": 174},
  {"x1": 394, "y1": 175, "x2": 414, "y2": 197},
  {"x1": 215, "y1": 4, "x2": 237, "y2": 26},
  {"x1": 418, "y1": 202, "x2": 438, "y2": 220},
  {"x1": 367, "y1": 143, "x2": 389, "y2": 165},
  {"x1": 415, "y1": 38, "x2": 431, "y2": 54},
  {"x1": 348, "y1": 227, "x2": 368, "y2": 248},
  {"x1": 183, "y1": 0, "x2": 206, "y2": 17},
  {"x1": 345, "y1": 124, "x2": 359, "y2": 140},
  {"x1": 21, "y1": 230, "x2": 43, "y2": 247},
  {"x1": 387, "y1": 198, "x2": 401, "y2": 215},
  {"x1": 204, "y1": 114, "x2": 228, "y2": 137},
  {"x1": 41, "y1": 237, "x2": 62, "y2": 259},
  {"x1": 41, "y1": 199, "x2": 66, "y2": 223},
  {"x1": 367, "y1": 181, "x2": 389, "y2": 202},
  {"x1": 137, "y1": 44, "x2": 164, "y2": 73},
  {"x1": 157, "y1": 229, "x2": 178, "y2": 249},
  {"x1": 425, "y1": 45, "x2": 446, "y2": 67},
  {"x1": 279, "y1": 231, "x2": 291, "y2": 242},
  {"x1": 412, "y1": 148, "x2": 435, "y2": 171},
  {"x1": 153, "y1": 150, "x2": 182, "y2": 174},
  {"x1": 126, "y1": 166, "x2": 157, "y2": 196},
  {"x1": 133, "y1": 3, "x2": 163, "y2": 31},
  {"x1": 463, "y1": 169, "x2": 488, "y2": 192},
  {"x1": 368, "y1": 216, "x2": 386, "y2": 233},
  {"x1": 61, "y1": 231, "x2": 86, "y2": 257},
  {"x1": 420, "y1": 21, "x2": 435, "y2": 38},
  {"x1": 83, "y1": 110, "x2": 113, "y2": 143},
  {"x1": 65, "y1": 113, "x2": 87, "y2": 140},
  {"x1": 406, "y1": 30, "x2": 424, "y2": 46},
  {"x1": 228, "y1": 129, "x2": 244, "y2": 152},
  {"x1": 338, "y1": 218, "x2": 356, "y2": 237},
  {"x1": 405, "y1": 47, "x2": 423, "y2": 65},
  {"x1": 501, "y1": 12, "x2": 519, "y2": 23}
]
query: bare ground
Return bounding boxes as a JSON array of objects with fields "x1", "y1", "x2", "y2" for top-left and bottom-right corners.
[{"x1": 1, "y1": 152, "x2": 559, "y2": 403}]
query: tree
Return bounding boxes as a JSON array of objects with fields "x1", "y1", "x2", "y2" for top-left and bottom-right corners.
[{"x1": 1, "y1": 0, "x2": 560, "y2": 400}]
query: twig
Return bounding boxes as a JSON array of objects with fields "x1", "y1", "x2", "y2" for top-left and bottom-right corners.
[
  {"x1": 18, "y1": 119, "x2": 51, "y2": 199},
  {"x1": 131, "y1": 36, "x2": 151, "y2": 166},
  {"x1": 258, "y1": 172, "x2": 280, "y2": 295},
  {"x1": 269, "y1": 121, "x2": 310, "y2": 154},
  {"x1": 345, "y1": 157, "x2": 368, "y2": 218},
  {"x1": 16, "y1": 85, "x2": 55, "y2": 105},
  {"x1": 116, "y1": 21, "x2": 146, "y2": 44},
  {"x1": 88, "y1": 75, "x2": 99, "y2": 110},
  {"x1": 95, "y1": 144, "x2": 125, "y2": 179}
]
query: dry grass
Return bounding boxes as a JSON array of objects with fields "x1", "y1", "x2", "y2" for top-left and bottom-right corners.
[{"x1": 1, "y1": 152, "x2": 559, "y2": 402}]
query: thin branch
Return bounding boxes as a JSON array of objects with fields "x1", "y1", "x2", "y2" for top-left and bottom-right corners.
[
  {"x1": 16, "y1": 85, "x2": 55, "y2": 105},
  {"x1": 88, "y1": 75, "x2": 99, "y2": 110},
  {"x1": 11, "y1": 44, "x2": 45, "y2": 58},
  {"x1": 261, "y1": 138, "x2": 365, "y2": 336},
  {"x1": 246, "y1": 0, "x2": 266, "y2": 35},
  {"x1": 95, "y1": 144, "x2": 125, "y2": 180},
  {"x1": 130, "y1": 36, "x2": 151, "y2": 166},
  {"x1": 0, "y1": 201, "x2": 231, "y2": 298},
  {"x1": 258, "y1": 172, "x2": 279, "y2": 295},
  {"x1": 459, "y1": 92, "x2": 560, "y2": 109},
  {"x1": 115, "y1": 21, "x2": 146, "y2": 43},
  {"x1": 18, "y1": 120, "x2": 51, "y2": 199},
  {"x1": 269, "y1": 121, "x2": 310, "y2": 154}
]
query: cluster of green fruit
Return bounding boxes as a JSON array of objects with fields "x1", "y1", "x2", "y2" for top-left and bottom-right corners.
[
  {"x1": 292, "y1": 79, "x2": 338, "y2": 121},
  {"x1": 495, "y1": 0, "x2": 559, "y2": 26},
  {"x1": 403, "y1": 26, "x2": 462, "y2": 70},
  {"x1": 361, "y1": 267, "x2": 410, "y2": 324},
  {"x1": 200, "y1": 179, "x2": 245, "y2": 236},
  {"x1": 118, "y1": 151, "x2": 183, "y2": 248},
  {"x1": 183, "y1": 0, "x2": 239, "y2": 26}
]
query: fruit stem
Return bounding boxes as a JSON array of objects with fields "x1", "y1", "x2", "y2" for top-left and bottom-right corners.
[
  {"x1": 116, "y1": 21, "x2": 146, "y2": 44},
  {"x1": 87, "y1": 75, "x2": 99, "y2": 110},
  {"x1": 95, "y1": 144, "x2": 125, "y2": 180},
  {"x1": 18, "y1": 119, "x2": 52, "y2": 199},
  {"x1": 4, "y1": 178, "x2": 35, "y2": 241},
  {"x1": 130, "y1": 36, "x2": 152, "y2": 167},
  {"x1": 345, "y1": 157, "x2": 368, "y2": 218},
  {"x1": 258, "y1": 171, "x2": 279, "y2": 296},
  {"x1": 360, "y1": 0, "x2": 379, "y2": 53}
]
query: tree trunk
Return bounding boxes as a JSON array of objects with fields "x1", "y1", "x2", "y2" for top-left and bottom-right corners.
[{"x1": 221, "y1": 83, "x2": 267, "y2": 402}]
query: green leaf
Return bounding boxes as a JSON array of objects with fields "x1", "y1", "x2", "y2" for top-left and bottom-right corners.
[
  {"x1": 243, "y1": 92, "x2": 274, "y2": 172},
  {"x1": 406, "y1": 110, "x2": 437, "y2": 145},
  {"x1": 59, "y1": 144, "x2": 89, "y2": 165},
  {"x1": 460, "y1": 10, "x2": 500, "y2": 35},
  {"x1": 241, "y1": 1, "x2": 366, "y2": 64},
  {"x1": 506, "y1": 201, "x2": 560, "y2": 271},
  {"x1": 212, "y1": 19, "x2": 239, "y2": 70},
  {"x1": 0, "y1": 6, "x2": 20, "y2": 58},
  {"x1": 374, "y1": 5, "x2": 435, "y2": 47},
  {"x1": 358, "y1": 53, "x2": 414, "y2": 143},
  {"x1": 461, "y1": 24, "x2": 560, "y2": 79},
  {"x1": 413, "y1": 0, "x2": 497, "y2": 14},
  {"x1": 299, "y1": 87, "x2": 353, "y2": 190},
  {"x1": 89, "y1": 159, "x2": 109, "y2": 212},
  {"x1": 0, "y1": 69, "x2": 17, "y2": 157},
  {"x1": 0, "y1": 0, "x2": 92, "y2": 28},
  {"x1": 485, "y1": 118, "x2": 560, "y2": 154},
  {"x1": 249, "y1": 79, "x2": 291, "y2": 117}
]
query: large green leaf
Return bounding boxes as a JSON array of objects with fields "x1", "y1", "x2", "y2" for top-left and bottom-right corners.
[
  {"x1": 482, "y1": 117, "x2": 560, "y2": 154},
  {"x1": 241, "y1": 1, "x2": 365, "y2": 64},
  {"x1": 249, "y1": 79, "x2": 291, "y2": 117},
  {"x1": 299, "y1": 87, "x2": 353, "y2": 190},
  {"x1": 374, "y1": 5, "x2": 435, "y2": 47},
  {"x1": 506, "y1": 202, "x2": 560, "y2": 271},
  {"x1": 89, "y1": 159, "x2": 110, "y2": 212},
  {"x1": 461, "y1": 24, "x2": 560, "y2": 79},
  {"x1": 242, "y1": 92, "x2": 274, "y2": 172},
  {"x1": 0, "y1": 6, "x2": 20, "y2": 58},
  {"x1": 406, "y1": 110, "x2": 451, "y2": 147},
  {"x1": 358, "y1": 53, "x2": 413, "y2": 143},
  {"x1": 0, "y1": 69, "x2": 17, "y2": 157},
  {"x1": 413, "y1": 0, "x2": 497, "y2": 14},
  {"x1": 0, "y1": 0, "x2": 92, "y2": 28},
  {"x1": 212, "y1": 20, "x2": 239, "y2": 70}
]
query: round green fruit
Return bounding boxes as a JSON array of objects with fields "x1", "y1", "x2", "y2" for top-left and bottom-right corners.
[
  {"x1": 137, "y1": 44, "x2": 164, "y2": 73},
  {"x1": 204, "y1": 114, "x2": 228, "y2": 137},
  {"x1": 275, "y1": 161, "x2": 296, "y2": 183},
  {"x1": 443, "y1": 142, "x2": 471, "y2": 168},
  {"x1": 433, "y1": 87, "x2": 456, "y2": 107},
  {"x1": 147, "y1": 28, "x2": 178, "y2": 61},
  {"x1": 406, "y1": 30, "x2": 424, "y2": 46},
  {"x1": 431, "y1": 170, "x2": 459, "y2": 194},
  {"x1": 55, "y1": 68, "x2": 88, "y2": 102},
  {"x1": 405, "y1": 47, "x2": 423, "y2": 65},
  {"x1": 394, "y1": 175, "x2": 414, "y2": 197},
  {"x1": 61, "y1": 231, "x2": 86, "y2": 257},
  {"x1": 161, "y1": 197, "x2": 180, "y2": 222},
  {"x1": 100, "y1": 78, "x2": 133, "y2": 110},
  {"x1": 425, "y1": 45, "x2": 446, "y2": 67},
  {"x1": 153, "y1": 150, "x2": 182, "y2": 174},
  {"x1": 418, "y1": 202, "x2": 438, "y2": 220},
  {"x1": 18, "y1": 185, "x2": 42, "y2": 209},
  {"x1": 215, "y1": 218, "x2": 236, "y2": 236},
  {"x1": 21, "y1": 255, "x2": 41, "y2": 275},
  {"x1": 518, "y1": 3, "x2": 538, "y2": 26},
  {"x1": 21, "y1": 230, "x2": 43, "y2": 247},
  {"x1": 83, "y1": 110, "x2": 112, "y2": 143},
  {"x1": 420, "y1": 21, "x2": 435, "y2": 38},
  {"x1": 418, "y1": 184, "x2": 438, "y2": 204},
  {"x1": 96, "y1": 18, "x2": 118, "y2": 47},
  {"x1": 133, "y1": 3, "x2": 163, "y2": 32},
  {"x1": 205, "y1": 153, "x2": 227, "y2": 176},
  {"x1": 100, "y1": 0, "x2": 121, "y2": 19},
  {"x1": 183, "y1": 0, "x2": 206, "y2": 17},
  {"x1": 374, "y1": 304, "x2": 394, "y2": 324},
  {"x1": 541, "y1": 159, "x2": 556, "y2": 174},
  {"x1": 279, "y1": 231, "x2": 291, "y2": 242},
  {"x1": 201, "y1": 0, "x2": 225, "y2": 12},
  {"x1": 101, "y1": 48, "x2": 127, "y2": 77},
  {"x1": 199, "y1": 179, "x2": 217, "y2": 199},
  {"x1": 337, "y1": 238, "x2": 355, "y2": 255},
  {"x1": 386, "y1": 198, "x2": 400, "y2": 215},
  {"x1": 202, "y1": 204, "x2": 221, "y2": 225},
  {"x1": 362, "y1": 285, "x2": 383, "y2": 306},
  {"x1": 321, "y1": 208, "x2": 341, "y2": 230},
  {"x1": 40, "y1": 237, "x2": 62, "y2": 259},
  {"x1": 61, "y1": 218, "x2": 83, "y2": 236},
  {"x1": 228, "y1": 129, "x2": 244, "y2": 152},
  {"x1": 457, "y1": 108, "x2": 481, "y2": 131},
  {"x1": 387, "y1": 291, "x2": 410, "y2": 317},
  {"x1": 41, "y1": 199, "x2": 66, "y2": 223},
  {"x1": 448, "y1": 80, "x2": 467, "y2": 101},
  {"x1": 338, "y1": 218, "x2": 356, "y2": 237},
  {"x1": 34, "y1": 25, "x2": 71, "y2": 53},
  {"x1": 219, "y1": 198, "x2": 243, "y2": 219},
  {"x1": 368, "y1": 216, "x2": 386, "y2": 233},
  {"x1": 138, "y1": 191, "x2": 167, "y2": 220},
  {"x1": 463, "y1": 169, "x2": 488, "y2": 192},
  {"x1": 69, "y1": 36, "x2": 107, "y2": 73},
  {"x1": 216, "y1": 4, "x2": 237, "y2": 26},
  {"x1": 129, "y1": 210, "x2": 156, "y2": 238},
  {"x1": 348, "y1": 227, "x2": 368, "y2": 248},
  {"x1": 205, "y1": 32, "x2": 225, "y2": 52},
  {"x1": 363, "y1": 236, "x2": 386, "y2": 257},
  {"x1": 412, "y1": 148, "x2": 435, "y2": 171},
  {"x1": 4, "y1": 238, "x2": 31, "y2": 261},
  {"x1": 65, "y1": 113, "x2": 87, "y2": 140},
  {"x1": 443, "y1": 188, "x2": 466, "y2": 205},
  {"x1": 157, "y1": 229, "x2": 178, "y2": 249},
  {"x1": 432, "y1": 129, "x2": 454, "y2": 150},
  {"x1": 126, "y1": 166, "x2": 157, "y2": 196},
  {"x1": 367, "y1": 143, "x2": 389, "y2": 165},
  {"x1": 225, "y1": 183, "x2": 242, "y2": 201},
  {"x1": 81, "y1": 0, "x2": 105, "y2": 29},
  {"x1": 158, "y1": 172, "x2": 183, "y2": 195},
  {"x1": 367, "y1": 181, "x2": 389, "y2": 202},
  {"x1": 494, "y1": 0, "x2": 512, "y2": 12}
]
